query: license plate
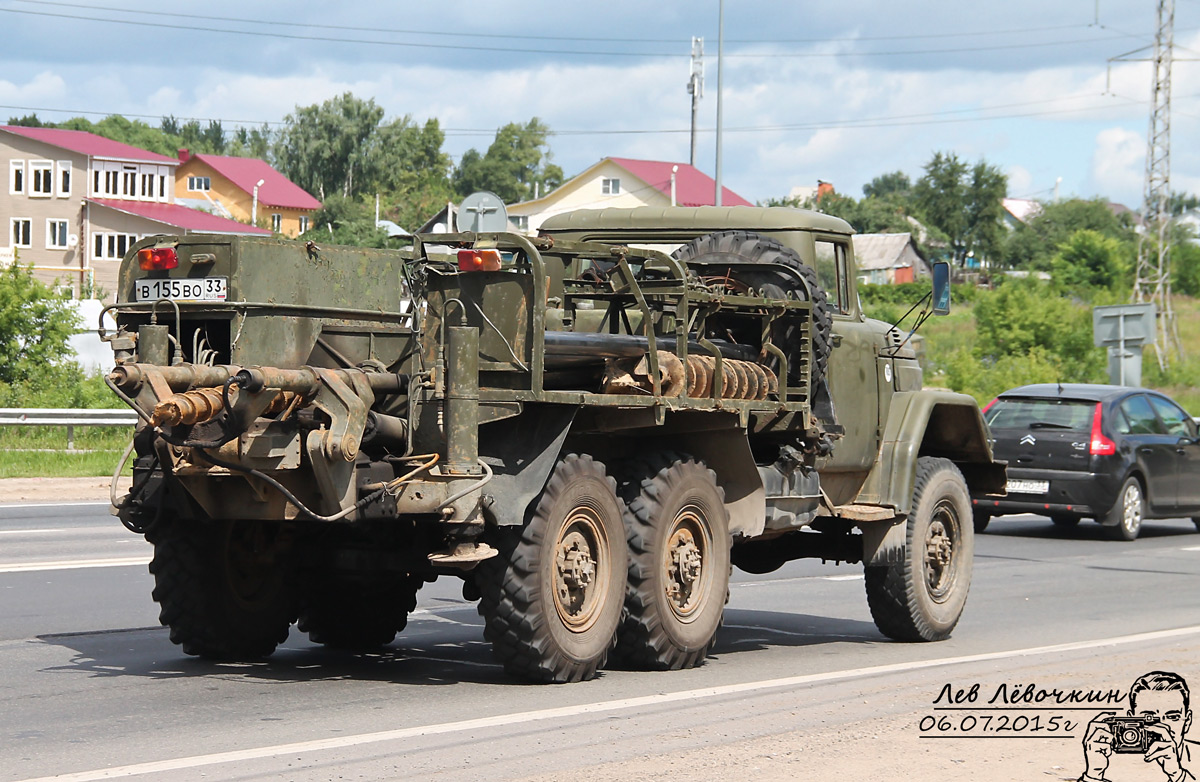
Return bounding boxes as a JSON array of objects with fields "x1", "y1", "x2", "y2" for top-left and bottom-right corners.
[
  {"x1": 1006, "y1": 479, "x2": 1049, "y2": 494},
  {"x1": 135, "y1": 277, "x2": 227, "y2": 302}
]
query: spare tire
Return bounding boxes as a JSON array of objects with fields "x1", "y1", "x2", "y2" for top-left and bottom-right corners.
[{"x1": 671, "y1": 230, "x2": 833, "y2": 396}]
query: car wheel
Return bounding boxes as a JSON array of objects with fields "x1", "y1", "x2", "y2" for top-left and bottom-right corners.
[
  {"x1": 1104, "y1": 477, "x2": 1144, "y2": 541},
  {"x1": 1050, "y1": 514, "x2": 1080, "y2": 529},
  {"x1": 972, "y1": 510, "x2": 990, "y2": 534}
]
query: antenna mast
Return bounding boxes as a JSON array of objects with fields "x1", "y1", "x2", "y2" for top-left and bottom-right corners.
[{"x1": 1132, "y1": 0, "x2": 1181, "y2": 368}]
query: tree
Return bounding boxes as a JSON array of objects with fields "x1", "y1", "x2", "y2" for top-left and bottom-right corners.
[
  {"x1": 1003, "y1": 198, "x2": 1135, "y2": 270},
  {"x1": 0, "y1": 263, "x2": 79, "y2": 385},
  {"x1": 275, "y1": 93, "x2": 386, "y2": 200},
  {"x1": 1049, "y1": 230, "x2": 1130, "y2": 292},
  {"x1": 7, "y1": 113, "x2": 46, "y2": 127},
  {"x1": 862, "y1": 171, "x2": 911, "y2": 200},
  {"x1": 913, "y1": 151, "x2": 1007, "y2": 266},
  {"x1": 1169, "y1": 191, "x2": 1199, "y2": 216},
  {"x1": 226, "y1": 124, "x2": 274, "y2": 160},
  {"x1": 452, "y1": 118, "x2": 562, "y2": 203}
]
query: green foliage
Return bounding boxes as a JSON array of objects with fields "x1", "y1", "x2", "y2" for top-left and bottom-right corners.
[
  {"x1": 452, "y1": 118, "x2": 562, "y2": 203},
  {"x1": 860, "y1": 280, "x2": 976, "y2": 307},
  {"x1": 0, "y1": 263, "x2": 79, "y2": 385},
  {"x1": 1171, "y1": 241, "x2": 1200, "y2": 297},
  {"x1": 303, "y1": 194, "x2": 398, "y2": 248},
  {"x1": 1049, "y1": 230, "x2": 1131, "y2": 293},
  {"x1": 1169, "y1": 191, "x2": 1199, "y2": 216},
  {"x1": 275, "y1": 93, "x2": 386, "y2": 201},
  {"x1": 862, "y1": 171, "x2": 911, "y2": 200},
  {"x1": 1002, "y1": 198, "x2": 1135, "y2": 270},
  {"x1": 913, "y1": 151, "x2": 1007, "y2": 266}
]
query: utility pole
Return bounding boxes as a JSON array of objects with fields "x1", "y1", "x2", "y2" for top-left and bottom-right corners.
[
  {"x1": 715, "y1": 0, "x2": 724, "y2": 207},
  {"x1": 1130, "y1": 0, "x2": 1180, "y2": 369},
  {"x1": 688, "y1": 37, "x2": 704, "y2": 167}
]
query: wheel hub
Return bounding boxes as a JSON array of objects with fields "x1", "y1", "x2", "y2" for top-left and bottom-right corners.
[
  {"x1": 923, "y1": 508, "x2": 959, "y2": 603},
  {"x1": 663, "y1": 507, "x2": 712, "y2": 621},
  {"x1": 552, "y1": 509, "x2": 609, "y2": 632}
]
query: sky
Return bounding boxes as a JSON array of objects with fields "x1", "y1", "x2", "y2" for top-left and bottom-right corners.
[{"x1": 1, "y1": 0, "x2": 1198, "y2": 210}]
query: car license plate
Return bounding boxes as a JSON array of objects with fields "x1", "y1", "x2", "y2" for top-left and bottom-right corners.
[
  {"x1": 1006, "y1": 479, "x2": 1049, "y2": 494},
  {"x1": 135, "y1": 277, "x2": 227, "y2": 302}
]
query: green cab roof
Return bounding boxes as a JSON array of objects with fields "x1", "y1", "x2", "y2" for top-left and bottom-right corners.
[{"x1": 539, "y1": 205, "x2": 854, "y2": 237}]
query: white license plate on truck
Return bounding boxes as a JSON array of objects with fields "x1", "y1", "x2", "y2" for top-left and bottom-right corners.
[
  {"x1": 135, "y1": 277, "x2": 227, "y2": 302},
  {"x1": 1006, "y1": 479, "x2": 1049, "y2": 494}
]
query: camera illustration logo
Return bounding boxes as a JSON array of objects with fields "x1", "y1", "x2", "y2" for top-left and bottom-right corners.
[{"x1": 1081, "y1": 671, "x2": 1195, "y2": 781}]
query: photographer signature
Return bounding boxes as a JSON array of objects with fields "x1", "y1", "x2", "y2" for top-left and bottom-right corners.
[{"x1": 1081, "y1": 671, "x2": 1195, "y2": 782}]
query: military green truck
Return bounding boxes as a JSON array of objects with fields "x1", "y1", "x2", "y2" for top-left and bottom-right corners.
[{"x1": 102, "y1": 205, "x2": 1002, "y2": 683}]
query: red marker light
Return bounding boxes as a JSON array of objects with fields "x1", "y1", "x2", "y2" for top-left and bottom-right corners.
[
  {"x1": 457, "y1": 249, "x2": 502, "y2": 272},
  {"x1": 138, "y1": 247, "x2": 178, "y2": 271},
  {"x1": 1089, "y1": 402, "x2": 1117, "y2": 455}
]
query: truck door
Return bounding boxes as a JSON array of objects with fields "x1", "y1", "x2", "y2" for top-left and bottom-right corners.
[{"x1": 814, "y1": 237, "x2": 880, "y2": 502}]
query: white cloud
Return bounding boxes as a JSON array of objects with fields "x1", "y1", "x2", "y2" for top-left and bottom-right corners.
[{"x1": 1090, "y1": 126, "x2": 1145, "y2": 204}]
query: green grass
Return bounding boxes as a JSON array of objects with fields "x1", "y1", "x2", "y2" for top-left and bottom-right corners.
[{"x1": 0, "y1": 427, "x2": 131, "y2": 478}]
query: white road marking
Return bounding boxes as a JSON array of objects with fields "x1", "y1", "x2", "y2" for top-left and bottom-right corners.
[
  {"x1": 0, "y1": 528, "x2": 68, "y2": 535},
  {"x1": 1182, "y1": 546, "x2": 1200, "y2": 552},
  {"x1": 0, "y1": 556, "x2": 151, "y2": 574},
  {"x1": 0, "y1": 501, "x2": 110, "y2": 509},
  {"x1": 17, "y1": 624, "x2": 1200, "y2": 782}
]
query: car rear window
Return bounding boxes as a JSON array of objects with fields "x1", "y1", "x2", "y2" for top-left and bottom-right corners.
[{"x1": 985, "y1": 398, "x2": 1094, "y2": 432}]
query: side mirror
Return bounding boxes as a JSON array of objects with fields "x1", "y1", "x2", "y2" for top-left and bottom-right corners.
[{"x1": 931, "y1": 261, "x2": 951, "y2": 316}]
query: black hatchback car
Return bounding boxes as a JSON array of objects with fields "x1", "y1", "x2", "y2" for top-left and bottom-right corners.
[{"x1": 972, "y1": 383, "x2": 1200, "y2": 540}]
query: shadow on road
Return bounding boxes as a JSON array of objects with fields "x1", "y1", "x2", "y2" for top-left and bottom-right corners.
[{"x1": 35, "y1": 606, "x2": 888, "y2": 686}]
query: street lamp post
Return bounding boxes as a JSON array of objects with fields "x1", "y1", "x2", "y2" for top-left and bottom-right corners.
[{"x1": 252, "y1": 178, "x2": 265, "y2": 226}]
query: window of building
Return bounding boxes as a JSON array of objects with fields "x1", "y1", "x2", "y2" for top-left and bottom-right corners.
[
  {"x1": 9, "y1": 160, "x2": 24, "y2": 194},
  {"x1": 93, "y1": 232, "x2": 138, "y2": 261},
  {"x1": 271, "y1": 214, "x2": 282, "y2": 233},
  {"x1": 159, "y1": 175, "x2": 167, "y2": 199},
  {"x1": 601, "y1": 177, "x2": 620, "y2": 195},
  {"x1": 512, "y1": 215, "x2": 529, "y2": 231},
  {"x1": 122, "y1": 167, "x2": 137, "y2": 197},
  {"x1": 188, "y1": 176, "x2": 211, "y2": 192},
  {"x1": 141, "y1": 173, "x2": 155, "y2": 198},
  {"x1": 298, "y1": 216, "x2": 309, "y2": 233},
  {"x1": 30, "y1": 161, "x2": 53, "y2": 197},
  {"x1": 46, "y1": 219, "x2": 69, "y2": 250},
  {"x1": 11, "y1": 218, "x2": 32, "y2": 248},
  {"x1": 56, "y1": 161, "x2": 71, "y2": 196}
]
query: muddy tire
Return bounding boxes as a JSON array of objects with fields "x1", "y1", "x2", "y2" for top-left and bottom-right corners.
[
  {"x1": 615, "y1": 452, "x2": 730, "y2": 671},
  {"x1": 1104, "y1": 477, "x2": 1144, "y2": 541},
  {"x1": 476, "y1": 453, "x2": 628, "y2": 683},
  {"x1": 865, "y1": 457, "x2": 973, "y2": 642},
  {"x1": 298, "y1": 574, "x2": 423, "y2": 650},
  {"x1": 148, "y1": 518, "x2": 296, "y2": 660},
  {"x1": 671, "y1": 230, "x2": 832, "y2": 393}
]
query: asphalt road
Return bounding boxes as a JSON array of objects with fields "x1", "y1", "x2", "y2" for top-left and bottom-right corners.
[{"x1": 3, "y1": 504, "x2": 1200, "y2": 781}]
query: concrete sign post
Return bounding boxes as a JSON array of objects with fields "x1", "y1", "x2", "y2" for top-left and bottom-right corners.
[{"x1": 1092, "y1": 303, "x2": 1156, "y2": 387}]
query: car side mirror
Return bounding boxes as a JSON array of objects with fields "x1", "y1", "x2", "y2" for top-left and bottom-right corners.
[{"x1": 931, "y1": 261, "x2": 951, "y2": 316}]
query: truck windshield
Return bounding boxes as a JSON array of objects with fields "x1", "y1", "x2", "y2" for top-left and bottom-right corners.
[{"x1": 985, "y1": 398, "x2": 1094, "y2": 432}]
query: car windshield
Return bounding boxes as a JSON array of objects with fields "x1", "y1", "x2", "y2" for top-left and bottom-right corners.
[{"x1": 985, "y1": 398, "x2": 1094, "y2": 432}]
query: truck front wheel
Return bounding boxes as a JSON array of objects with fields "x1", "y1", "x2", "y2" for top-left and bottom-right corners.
[
  {"x1": 148, "y1": 518, "x2": 296, "y2": 660},
  {"x1": 476, "y1": 453, "x2": 628, "y2": 683},
  {"x1": 864, "y1": 457, "x2": 973, "y2": 642},
  {"x1": 616, "y1": 453, "x2": 731, "y2": 670}
]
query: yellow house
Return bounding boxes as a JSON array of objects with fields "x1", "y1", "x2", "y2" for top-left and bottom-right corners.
[
  {"x1": 174, "y1": 151, "x2": 321, "y2": 237},
  {"x1": 507, "y1": 157, "x2": 752, "y2": 234}
]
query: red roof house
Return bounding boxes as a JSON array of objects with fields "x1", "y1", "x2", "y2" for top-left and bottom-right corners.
[
  {"x1": 175, "y1": 151, "x2": 321, "y2": 238},
  {"x1": 505, "y1": 157, "x2": 752, "y2": 234}
]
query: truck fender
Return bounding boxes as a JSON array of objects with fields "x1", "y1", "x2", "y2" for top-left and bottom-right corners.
[
  {"x1": 666, "y1": 427, "x2": 766, "y2": 538},
  {"x1": 856, "y1": 390, "x2": 1004, "y2": 517},
  {"x1": 477, "y1": 404, "x2": 578, "y2": 526}
]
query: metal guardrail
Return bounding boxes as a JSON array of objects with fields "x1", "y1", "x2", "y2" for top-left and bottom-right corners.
[{"x1": 0, "y1": 408, "x2": 138, "y2": 450}]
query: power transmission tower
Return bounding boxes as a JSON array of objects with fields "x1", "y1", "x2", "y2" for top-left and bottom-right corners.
[
  {"x1": 688, "y1": 37, "x2": 704, "y2": 167},
  {"x1": 1127, "y1": 0, "x2": 1181, "y2": 368}
]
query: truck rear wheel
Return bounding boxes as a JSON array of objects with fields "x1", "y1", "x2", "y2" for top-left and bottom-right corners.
[
  {"x1": 616, "y1": 453, "x2": 731, "y2": 670},
  {"x1": 148, "y1": 518, "x2": 296, "y2": 660},
  {"x1": 298, "y1": 574, "x2": 423, "y2": 650},
  {"x1": 671, "y1": 230, "x2": 832, "y2": 394},
  {"x1": 865, "y1": 457, "x2": 973, "y2": 642},
  {"x1": 476, "y1": 453, "x2": 628, "y2": 683}
]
